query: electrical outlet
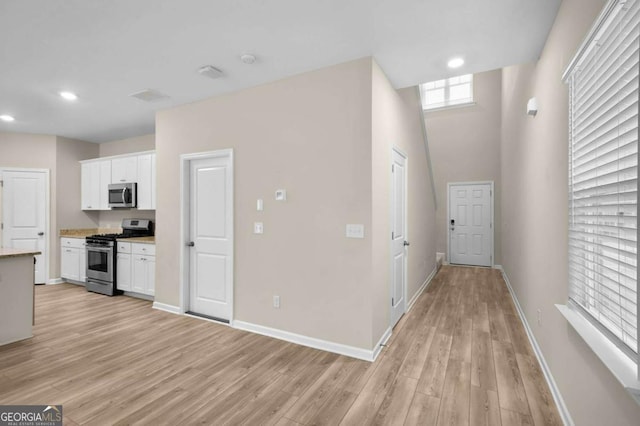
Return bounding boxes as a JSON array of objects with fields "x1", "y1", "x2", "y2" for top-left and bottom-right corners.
[
  {"x1": 537, "y1": 308, "x2": 542, "y2": 326},
  {"x1": 254, "y1": 222, "x2": 263, "y2": 234},
  {"x1": 273, "y1": 295, "x2": 280, "y2": 309}
]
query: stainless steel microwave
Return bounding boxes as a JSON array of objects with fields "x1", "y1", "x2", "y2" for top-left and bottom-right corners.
[{"x1": 108, "y1": 183, "x2": 137, "y2": 208}]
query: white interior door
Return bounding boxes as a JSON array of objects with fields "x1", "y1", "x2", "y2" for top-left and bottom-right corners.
[
  {"x1": 391, "y1": 148, "x2": 408, "y2": 328},
  {"x1": 188, "y1": 153, "x2": 233, "y2": 322},
  {"x1": 1, "y1": 170, "x2": 48, "y2": 283},
  {"x1": 449, "y1": 182, "x2": 492, "y2": 267}
]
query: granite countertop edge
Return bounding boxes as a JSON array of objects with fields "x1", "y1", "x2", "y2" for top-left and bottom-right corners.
[
  {"x1": 0, "y1": 249, "x2": 41, "y2": 258},
  {"x1": 59, "y1": 229, "x2": 155, "y2": 244},
  {"x1": 60, "y1": 228, "x2": 119, "y2": 238},
  {"x1": 117, "y1": 236, "x2": 155, "y2": 244}
]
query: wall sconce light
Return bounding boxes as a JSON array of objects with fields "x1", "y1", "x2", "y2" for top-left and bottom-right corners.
[{"x1": 527, "y1": 97, "x2": 538, "y2": 117}]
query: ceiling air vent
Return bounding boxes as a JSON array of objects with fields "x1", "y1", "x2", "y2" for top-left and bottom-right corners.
[
  {"x1": 198, "y1": 65, "x2": 224, "y2": 79},
  {"x1": 129, "y1": 89, "x2": 169, "y2": 102}
]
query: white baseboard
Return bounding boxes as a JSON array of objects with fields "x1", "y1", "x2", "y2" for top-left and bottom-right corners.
[
  {"x1": 152, "y1": 302, "x2": 182, "y2": 315},
  {"x1": 125, "y1": 291, "x2": 154, "y2": 301},
  {"x1": 47, "y1": 278, "x2": 64, "y2": 285},
  {"x1": 372, "y1": 327, "x2": 392, "y2": 361},
  {"x1": 0, "y1": 334, "x2": 33, "y2": 346},
  {"x1": 499, "y1": 267, "x2": 573, "y2": 426},
  {"x1": 407, "y1": 265, "x2": 438, "y2": 313},
  {"x1": 233, "y1": 320, "x2": 384, "y2": 362}
]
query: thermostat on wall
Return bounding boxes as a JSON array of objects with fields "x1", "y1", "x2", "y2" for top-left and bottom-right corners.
[{"x1": 275, "y1": 189, "x2": 287, "y2": 201}]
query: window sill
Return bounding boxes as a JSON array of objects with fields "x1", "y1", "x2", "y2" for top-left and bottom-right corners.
[
  {"x1": 423, "y1": 101, "x2": 476, "y2": 113},
  {"x1": 556, "y1": 304, "x2": 640, "y2": 406}
]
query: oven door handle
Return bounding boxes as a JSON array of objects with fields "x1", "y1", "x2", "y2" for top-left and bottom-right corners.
[
  {"x1": 122, "y1": 187, "x2": 127, "y2": 204},
  {"x1": 87, "y1": 246, "x2": 113, "y2": 253}
]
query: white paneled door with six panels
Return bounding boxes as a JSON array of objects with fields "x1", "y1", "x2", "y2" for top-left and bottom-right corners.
[{"x1": 448, "y1": 182, "x2": 493, "y2": 267}]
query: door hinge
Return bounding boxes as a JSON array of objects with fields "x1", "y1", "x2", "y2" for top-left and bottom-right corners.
[
  {"x1": 392, "y1": 164, "x2": 395, "y2": 172},
  {"x1": 490, "y1": 189, "x2": 492, "y2": 196},
  {"x1": 392, "y1": 231, "x2": 394, "y2": 239},
  {"x1": 392, "y1": 297, "x2": 394, "y2": 306},
  {"x1": 0, "y1": 223, "x2": 3, "y2": 230},
  {"x1": 0, "y1": 180, "x2": 3, "y2": 187}
]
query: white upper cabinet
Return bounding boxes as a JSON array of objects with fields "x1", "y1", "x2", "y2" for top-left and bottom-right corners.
[
  {"x1": 151, "y1": 154, "x2": 156, "y2": 210},
  {"x1": 81, "y1": 163, "x2": 98, "y2": 210},
  {"x1": 111, "y1": 156, "x2": 138, "y2": 183},
  {"x1": 81, "y1": 160, "x2": 111, "y2": 210},
  {"x1": 80, "y1": 151, "x2": 155, "y2": 211},
  {"x1": 137, "y1": 153, "x2": 156, "y2": 210},
  {"x1": 98, "y1": 160, "x2": 111, "y2": 209}
]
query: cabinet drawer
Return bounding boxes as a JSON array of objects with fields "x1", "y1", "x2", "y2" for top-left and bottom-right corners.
[
  {"x1": 132, "y1": 243, "x2": 155, "y2": 256},
  {"x1": 117, "y1": 242, "x2": 132, "y2": 253},
  {"x1": 61, "y1": 237, "x2": 86, "y2": 249}
]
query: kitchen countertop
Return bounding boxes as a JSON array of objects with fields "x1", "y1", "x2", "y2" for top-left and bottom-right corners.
[
  {"x1": 0, "y1": 248, "x2": 41, "y2": 258},
  {"x1": 60, "y1": 228, "x2": 120, "y2": 238},
  {"x1": 60, "y1": 229, "x2": 155, "y2": 244},
  {"x1": 118, "y1": 236, "x2": 155, "y2": 244}
]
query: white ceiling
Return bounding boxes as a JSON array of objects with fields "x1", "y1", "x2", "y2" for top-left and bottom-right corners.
[{"x1": 0, "y1": 0, "x2": 561, "y2": 143}]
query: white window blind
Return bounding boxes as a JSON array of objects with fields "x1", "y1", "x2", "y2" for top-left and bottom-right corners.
[
  {"x1": 566, "y1": 0, "x2": 640, "y2": 359},
  {"x1": 420, "y1": 74, "x2": 473, "y2": 110}
]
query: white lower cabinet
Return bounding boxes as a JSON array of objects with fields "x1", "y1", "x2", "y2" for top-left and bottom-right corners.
[
  {"x1": 132, "y1": 255, "x2": 155, "y2": 296},
  {"x1": 116, "y1": 242, "x2": 132, "y2": 292},
  {"x1": 118, "y1": 242, "x2": 154, "y2": 296},
  {"x1": 60, "y1": 238, "x2": 87, "y2": 283}
]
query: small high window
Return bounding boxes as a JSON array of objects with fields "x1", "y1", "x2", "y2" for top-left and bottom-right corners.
[{"x1": 420, "y1": 74, "x2": 474, "y2": 110}]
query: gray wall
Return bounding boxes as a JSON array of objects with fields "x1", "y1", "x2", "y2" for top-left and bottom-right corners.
[
  {"x1": 501, "y1": 0, "x2": 640, "y2": 424},
  {"x1": 424, "y1": 69, "x2": 503, "y2": 264},
  {"x1": 155, "y1": 57, "x2": 436, "y2": 351},
  {"x1": 99, "y1": 134, "x2": 155, "y2": 157},
  {"x1": 372, "y1": 60, "x2": 438, "y2": 344}
]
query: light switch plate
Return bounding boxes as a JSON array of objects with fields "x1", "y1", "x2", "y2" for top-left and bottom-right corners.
[
  {"x1": 257, "y1": 199, "x2": 263, "y2": 211},
  {"x1": 346, "y1": 224, "x2": 365, "y2": 239},
  {"x1": 254, "y1": 222, "x2": 264, "y2": 234},
  {"x1": 275, "y1": 189, "x2": 286, "y2": 201}
]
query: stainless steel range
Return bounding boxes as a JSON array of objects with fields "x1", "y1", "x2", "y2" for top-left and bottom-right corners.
[{"x1": 86, "y1": 219, "x2": 153, "y2": 296}]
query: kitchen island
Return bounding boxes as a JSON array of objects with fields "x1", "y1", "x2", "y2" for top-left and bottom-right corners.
[{"x1": 0, "y1": 248, "x2": 40, "y2": 346}]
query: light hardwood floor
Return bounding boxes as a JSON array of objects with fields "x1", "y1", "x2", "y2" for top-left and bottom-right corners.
[{"x1": 0, "y1": 266, "x2": 561, "y2": 425}]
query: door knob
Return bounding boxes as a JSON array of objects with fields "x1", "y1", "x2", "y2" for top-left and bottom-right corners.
[
  {"x1": 404, "y1": 241, "x2": 410, "y2": 246},
  {"x1": 187, "y1": 241, "x2": 195, "y2": 247},
  {"x1": 38, "y1": 232, "x2": 44, "y2": 236}
]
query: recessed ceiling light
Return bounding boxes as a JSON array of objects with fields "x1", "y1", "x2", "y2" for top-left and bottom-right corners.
[
  {"x1": 447, "y1": 57, "x2": 465, "y2": 69},
  {"x1": 59, "y1": 91, "x2": 78, "y2": 101},
  {"x1": 240, "y1": 54, "x2": 256, "y2": 64},
  {"x1": 0, "y1": 114, "x2": 15, "y2": 122}
]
